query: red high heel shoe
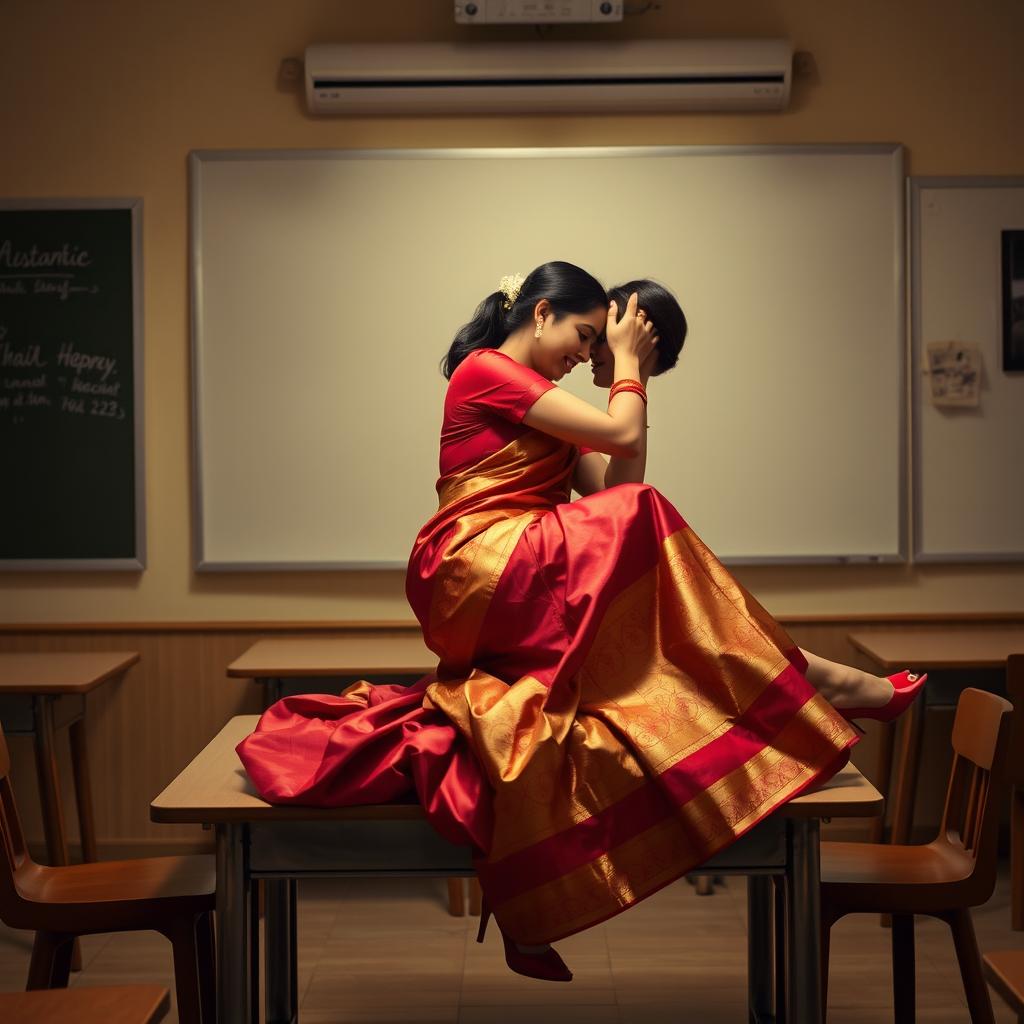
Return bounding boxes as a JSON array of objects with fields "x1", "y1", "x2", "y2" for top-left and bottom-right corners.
[
  {"x1": 477, "y1": 903, "x2": 573, "y2": 982},
  {"x1": 837, "y1": 670, "x2": 928, "y2": 725}
]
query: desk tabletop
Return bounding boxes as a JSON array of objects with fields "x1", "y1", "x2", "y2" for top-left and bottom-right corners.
[
  {"x1": 227, "y1": 635, "x2": 436, "y2": 678},
  {"x1": 848, "y1": 628, "x2": 1024, "y2": 670},
  {"x1": 151, "y1": 715, "x2": 882, "y2": 825},
  {"x1": 0, "y1": 651, "x2": 140, "y2": 694}
]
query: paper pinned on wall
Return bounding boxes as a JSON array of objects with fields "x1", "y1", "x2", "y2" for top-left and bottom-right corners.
[{"x1": 925, "y1": 341, "x2": 982, "y2": 407}]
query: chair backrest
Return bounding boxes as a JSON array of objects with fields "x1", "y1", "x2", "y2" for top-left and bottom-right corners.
[
  {"x1": 938, "y1": 687, "x2": 1013, "y2": 900},
  {"x1": 0, "y1": 723, "x2": 33, "y2": 918}
]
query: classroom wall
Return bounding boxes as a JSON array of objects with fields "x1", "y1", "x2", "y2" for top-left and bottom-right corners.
[{"x1": 2, "y1": 0, "x2": 1023, "y2": 624}]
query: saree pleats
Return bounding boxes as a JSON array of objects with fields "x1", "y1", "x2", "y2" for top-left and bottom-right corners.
[{"x1": 237, "y1": 430, "x2": 858, "y2": 944}]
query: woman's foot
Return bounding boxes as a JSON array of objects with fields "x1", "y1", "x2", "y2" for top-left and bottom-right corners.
[
  {"x1": 802, "y1": 657, "x2": 895, "y2": 710},
  {"x1": 835, "y1": 671, "x2": 928, "y2": 725},
  {"x1": 477, "y1": 903, "x2": 573, "y2": 982}
]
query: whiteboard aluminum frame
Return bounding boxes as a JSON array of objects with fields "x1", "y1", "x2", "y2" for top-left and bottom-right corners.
[
  {"x1": 190, "y1": 144, "x2": 907, "y2": 571},
  {"x1": 0, "y1": 197, "x2": 146, "y2": 572},
  {"x1": 909, "y1": 176, "x2": 1024, "y2": 563}
]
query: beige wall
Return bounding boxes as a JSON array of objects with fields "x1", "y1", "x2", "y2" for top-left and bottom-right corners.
[{"x1": 2, "y1": 0, "x2": 1023, "y2": 623}]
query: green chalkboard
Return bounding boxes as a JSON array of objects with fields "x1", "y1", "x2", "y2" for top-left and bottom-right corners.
[{"x1": 0, "y1": 201, "x2": 144, "y2": 568}]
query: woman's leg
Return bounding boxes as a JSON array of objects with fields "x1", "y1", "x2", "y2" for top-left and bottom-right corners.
[{"x1": 799, "y1": 649, "x2": 895, "y2": 709}]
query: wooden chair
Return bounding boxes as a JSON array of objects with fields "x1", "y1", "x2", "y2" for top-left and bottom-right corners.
[
  {"x1": 0, "y1": 724, "x2": 216, "y2": 1024},
  {"x1": 983, "y1": 950, "x2": 1024, "y2": 1022},
  {"x1": 819, "y1": 687, "x2": 1012, "y2": 1023},
  {"x1": 0, "y1": 984, "x2": 171, "y2": 1024}
]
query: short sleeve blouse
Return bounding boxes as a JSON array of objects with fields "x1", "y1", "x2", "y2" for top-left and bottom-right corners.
[{"x1": 439, "y1": 349, "x2": 556, "y2": 476}]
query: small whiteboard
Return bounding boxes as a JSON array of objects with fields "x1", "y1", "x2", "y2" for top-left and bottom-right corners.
[
  {"x1": 911, "y1": 177, "x2": 1024, "y2": 561},
  {"x1": 191, "y1": 146, "x2": 906, "y2": 569}
]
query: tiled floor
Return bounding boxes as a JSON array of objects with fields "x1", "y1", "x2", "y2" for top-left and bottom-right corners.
[{"x1": 2, "y1": 866, "x2": 1023, "y2": 1022}]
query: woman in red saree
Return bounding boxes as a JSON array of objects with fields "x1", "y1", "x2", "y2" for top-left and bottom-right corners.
[{"x1": 237, "y1": 262, "x2": 923, "y2": 982}]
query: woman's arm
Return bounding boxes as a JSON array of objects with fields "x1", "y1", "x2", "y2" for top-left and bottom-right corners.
[
  {"x1": 525, "y1": 386, "x2": 645, "y2": 458},
  {"x1": 571, "y1": 344, "x2": 657, "y2": 496},
  {"x1": 571, "y1": 406, "x2": 647, "y2": 493}
]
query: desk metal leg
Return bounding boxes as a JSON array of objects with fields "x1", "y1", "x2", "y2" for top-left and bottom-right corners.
[
  {"x1": 264, "y1": 678, "x2": 284, "y2": 708},
  {"x1": 870, "y1": 724, "x2": 896, "y2": 843},
  {"x1": 265, "y1": 878, "x2": 298, "y2": 1024},
  {"x1": 773, "y1": 876, "x2": 787, "y2": 1024},
  {"x1": 890, "y1": 694, "x2": 926, "y2": 846},
  {"x1": 32, "y1": 697, "x2": 69, "y2": 869},
  {"x1": 786, "y1": 820, "x2": 822, "y2": 1024},
  {"x1": 1013, "y1": 786, "x2": 1024, "y2": 931},
  {"x1": 748, "y1": 875, "x2": 776, "y2": 1023},
  {"x1": 32, "y1": 697, "x2": 81, "y2": 972},
  {"x1": 216, "y1": 824, "x2": 252, "y2": 1024},
  {"x1": 68, "y1": 717, "x2": 98, "y2": 863}
]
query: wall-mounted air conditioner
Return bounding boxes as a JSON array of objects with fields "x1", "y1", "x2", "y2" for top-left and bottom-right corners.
[{"x1": 304, "y1": 39, "x2": 793, "y2": 116}]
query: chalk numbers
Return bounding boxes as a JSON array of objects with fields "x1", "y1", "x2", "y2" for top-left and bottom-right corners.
[{"x1": 90, "y1": 398, "x2": 124, "y2": 420}]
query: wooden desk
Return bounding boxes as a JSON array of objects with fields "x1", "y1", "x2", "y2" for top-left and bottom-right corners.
[
  {"x1": 0, "y1": 651, "x2": 139, "y2": 868},
  {"x1": 228, "y1": 634, "x2": 474, "y2": 930},
  {"x1": 227, "y1": 635, "x2": 436, "y2": 704},
  {"x1": 849, "y1": 629, "x2": 1024, "y2": 673},
  {"x1": 0, "y1": 984, "x2": 170, "y2": 1024},
  {"x1": 152, "y1": 715, "x2": 882, "y2": 1024},
  {"x1": 848, "y1": 629, "x2": 1024, "y2": 919}
]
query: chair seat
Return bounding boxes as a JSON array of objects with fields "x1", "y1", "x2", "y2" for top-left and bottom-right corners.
[
  {"x1": 821, "y1": 840, "x2": 972, "y2": 889},
  {"x1": 13, "y1": 855, "x2": 214, "y2": 929},
  {"x1": 0, "y1": 984, "x2": 171, "y2": 1024},
  {"x1": 983, "y1": 949, "x2": 1024, "y2": 1015}
]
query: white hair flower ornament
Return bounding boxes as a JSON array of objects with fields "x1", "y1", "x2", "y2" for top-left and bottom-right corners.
[{"x1": 499, "y1": 273, "x2": 525, "y2": 310}]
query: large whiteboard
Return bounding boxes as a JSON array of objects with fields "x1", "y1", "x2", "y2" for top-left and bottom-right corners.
[
  {"x1": 911, "y1": 177, "x2": 1024, "y2": 561},
  {"x1": 191, "y1": 146, "x2": 906, "y2": 569}
]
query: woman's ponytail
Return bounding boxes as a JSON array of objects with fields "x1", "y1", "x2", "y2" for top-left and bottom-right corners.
[{"x1": 442, "y1": 291, "x2": 508, "y2": 379}]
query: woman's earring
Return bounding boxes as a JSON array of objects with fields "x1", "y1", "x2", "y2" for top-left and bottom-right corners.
[{"x1": 535, "y1": 319, "x2": 543, "y2": 338}]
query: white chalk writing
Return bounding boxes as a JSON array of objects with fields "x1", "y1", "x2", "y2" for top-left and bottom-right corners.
[
  {"x1": 0, "y1": 239, "x2": 92, "y2": 270},
  {"x1": 69, "y1": 377, "x2": 119, "y2": 397},
  {"x1": 0, "y1": 342, "x2": 46, "y2": 369},
  {"x1": 55, "y1": 341, "x2": 116, "y2": 381},
  {"x1": 4, "y1": 374, "x2": 46, "y2": 389}
]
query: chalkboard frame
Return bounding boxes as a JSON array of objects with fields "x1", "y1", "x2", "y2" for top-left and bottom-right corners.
[
  {"x1": 909, "y1": 175, "x2": 1024, "y2": 563},
  {"x1": 191, "y1": 145, "x2": 908, "y2": 570},
  {"x1": 0, "y1": 198, "x2": 146, "y2": 570}
]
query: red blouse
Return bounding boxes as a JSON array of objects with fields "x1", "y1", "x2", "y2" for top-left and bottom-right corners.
[{"x1": 439, "y1": 348, "x2": 556, "y2": 477}]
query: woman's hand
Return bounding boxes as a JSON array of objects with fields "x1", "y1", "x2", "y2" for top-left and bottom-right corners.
[{"x1": 606, "y1": 293, "x2": 658, "y2": 371}]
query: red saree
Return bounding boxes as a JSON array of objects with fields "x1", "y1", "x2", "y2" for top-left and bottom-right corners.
[{"x1": 237, "y1": 349, "x2": 858, "y2": 945}]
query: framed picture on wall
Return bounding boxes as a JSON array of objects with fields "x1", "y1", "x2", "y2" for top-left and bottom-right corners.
[{"x1": 1003, "y1": 229, "x2": 1024, "y2": 371}]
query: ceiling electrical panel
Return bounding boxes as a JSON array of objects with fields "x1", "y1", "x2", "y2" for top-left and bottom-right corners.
[{"x1": 455, "y1": 1, "x2": 623, "y2": 24}]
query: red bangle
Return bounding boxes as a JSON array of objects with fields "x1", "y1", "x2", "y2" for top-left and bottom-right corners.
[
  {"x1": 609, "y1": 383, "x2": 647, "y2": 406},
  {"x1": 610, "y1": 385, "x2": 643, "y2": 401}
]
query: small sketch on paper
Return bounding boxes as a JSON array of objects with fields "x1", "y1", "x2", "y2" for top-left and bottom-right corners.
[{"x1": 925, "y1": 341, "x2": 982, "y2": 407}]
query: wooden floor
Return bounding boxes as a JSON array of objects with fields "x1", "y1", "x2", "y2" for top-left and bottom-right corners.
[{"x1": 3, "y1": 866, "x2": 1024, "y2": 1023}]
